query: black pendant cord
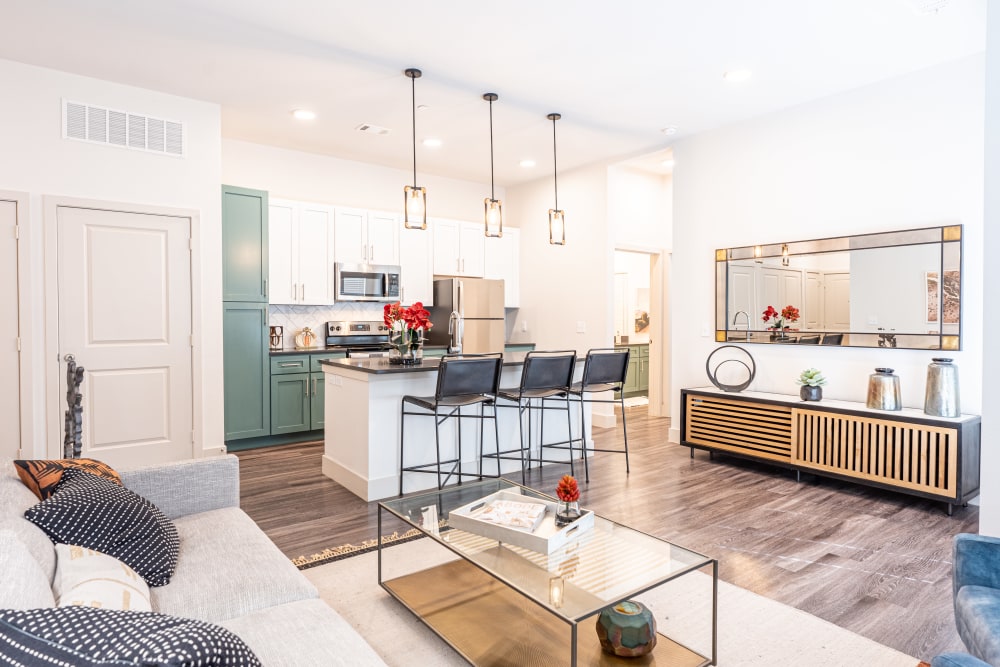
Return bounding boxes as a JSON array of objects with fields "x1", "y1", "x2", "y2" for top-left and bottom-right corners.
[
  {"x1": 549, "y1": 113, "x2": 560, "y2": 210},
  {"x1": 411, "y1": 74, "x2": 417, "y2": 189},
  {"x1": 489, "y1": 97, "x2": 495, "y2": 200}
]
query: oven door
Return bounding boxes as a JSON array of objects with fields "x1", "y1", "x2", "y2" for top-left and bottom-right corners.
[
  {"x1": 335, "y1": 263, "x2": 402, "y2": 302},
  {"x1": 346, "y1": 347, "x2": 391, "y2": 359}
]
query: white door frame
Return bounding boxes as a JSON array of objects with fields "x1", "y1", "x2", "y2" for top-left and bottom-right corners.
[
  {"x1": 613, "y1": 243, "x2": 670, "y2": 419},
  {"x1": 43, "y1": 196, "x2": 203, "y2": 459},
  {"x1": 0, "y1": 190, "x2": 33, "y2": 457}
]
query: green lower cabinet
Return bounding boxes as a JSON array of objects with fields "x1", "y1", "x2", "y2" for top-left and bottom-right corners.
[
  {"x1": 223, "y1": 303, "x2": 270, "y2": 440},
  {"x1": 623, "y1": 357, "x2": 641, "y2": 394},
  {"x1": 270, "y1": 373, "x2": 310, "y2": 435},
  {"x1": 310, "y1": 373, "x2": 325, "y2": 430}
]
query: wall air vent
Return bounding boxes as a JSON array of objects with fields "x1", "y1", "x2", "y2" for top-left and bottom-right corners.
[
  {"x1": 355, "y1": 123, "x2": 391, "y2": 136},
  {"x1": 63, "y1": 99, "x2": 185, "y2": 157}
]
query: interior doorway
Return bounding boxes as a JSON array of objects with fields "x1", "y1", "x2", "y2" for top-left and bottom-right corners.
[
  {"x1": 0, "y1": 195, "x2": 23, "y2": 459},
  {"x1": 613, "y1": 249, "x2": 670, "y2": 418}
]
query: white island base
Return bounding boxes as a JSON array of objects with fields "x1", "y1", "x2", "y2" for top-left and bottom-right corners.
[{"x1": 321, "y1": 357, "x2": 592, "y2": 501}]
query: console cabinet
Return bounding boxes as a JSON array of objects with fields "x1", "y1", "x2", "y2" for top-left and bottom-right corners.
[{"x1": 680, "y1": 387, "x2": 981, "y2": 513}]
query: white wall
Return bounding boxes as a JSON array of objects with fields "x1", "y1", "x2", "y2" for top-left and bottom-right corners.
[
  {"x1": 980, "y1": 8, "x2": 1000, "y2": 536},
  {"x1": 0, "y1": 59, "x2": 222, "y2": 457},
  {"x1": 222, "y1": 139, "x2": 500, "y2": 222},
  {"x1": 505, "y1": 163, "x2": 612, "y2": 352},
  {"x1": 609, "y1": 166, "x2": 672, "y2": 250},
  {"x1": 670, "y1": 56, "x2": 985, "y2": 445},
  {"x1": 848, "y1": 244, "x2": 941, "y2": 334}
]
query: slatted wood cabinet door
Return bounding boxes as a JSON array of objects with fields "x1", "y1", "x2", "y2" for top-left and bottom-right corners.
[{"x1": 684, "y1": 394, "x2": 792, "y2": 463}]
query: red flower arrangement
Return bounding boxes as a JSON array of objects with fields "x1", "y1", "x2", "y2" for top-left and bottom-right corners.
[
  {"x1": 384, "y1": 301, "x2": 433, "y2": 333},
  {"x1": 762, "y1": 305, "x2": 800, "y2": 330},
  {"x1": 556, "y1": 475, "x2": 580, "y2": 503}
]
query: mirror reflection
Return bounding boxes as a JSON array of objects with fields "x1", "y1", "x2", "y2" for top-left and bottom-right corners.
[{"x1": 716, "y1": 226, "x2": 962, "y2": 350}]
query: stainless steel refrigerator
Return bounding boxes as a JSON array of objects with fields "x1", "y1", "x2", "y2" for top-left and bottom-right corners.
[{"x1": 428, "y1": 278, "x2": 506, "y2": 354}]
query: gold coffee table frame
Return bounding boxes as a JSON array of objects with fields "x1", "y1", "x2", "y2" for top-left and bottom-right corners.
[{"x1": 378, "y1": 479, "x2": 717, "y2": 666}]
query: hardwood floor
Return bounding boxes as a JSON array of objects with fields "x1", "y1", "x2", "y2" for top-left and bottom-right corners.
[{"x1": 236, "y1": 406, "x2": 976, "y2": 661}]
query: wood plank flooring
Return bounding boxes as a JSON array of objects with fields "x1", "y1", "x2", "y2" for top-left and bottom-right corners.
[{"x1": 236, "y1": 407, "x2": 976, "y2": 661}]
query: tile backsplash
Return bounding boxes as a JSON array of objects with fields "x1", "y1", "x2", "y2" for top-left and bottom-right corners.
[{"x1": 269, "y1": 303, "x2": 386, "y2": 349}]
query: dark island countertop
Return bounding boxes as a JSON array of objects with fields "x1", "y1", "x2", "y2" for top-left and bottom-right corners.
[{"x1": 319, "y1": 350, "x2": 576, "y2": 375}]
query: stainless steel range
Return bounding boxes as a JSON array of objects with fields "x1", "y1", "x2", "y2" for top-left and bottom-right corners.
[{"x1": 325, "y1": 320, "x2": 393, "y2": 358}]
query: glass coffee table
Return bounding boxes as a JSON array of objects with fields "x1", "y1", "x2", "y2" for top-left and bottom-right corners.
[{"x1": 378, "y1": 479, "x2": 717, "y2": 666}]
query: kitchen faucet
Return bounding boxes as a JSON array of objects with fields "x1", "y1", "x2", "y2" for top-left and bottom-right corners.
[{"x1": 732, "y1": 311, "x2": 750, "y2": 340}]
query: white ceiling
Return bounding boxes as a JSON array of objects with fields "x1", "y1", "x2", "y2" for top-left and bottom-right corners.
[{"x1": 0, "y1": 0, "x2": 987, "y2": 186}]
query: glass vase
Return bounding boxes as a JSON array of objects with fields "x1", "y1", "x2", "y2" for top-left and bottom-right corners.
[{"x1": 555, "y1": 501, "x2": 582, "y2": 527}]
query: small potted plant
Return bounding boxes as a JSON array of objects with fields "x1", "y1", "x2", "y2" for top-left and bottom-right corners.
[
  {"x1": 797, "y1": 368, "x2": 827, "y2": 401},
  {"x1": 555, "y1": 474, "x2": 582, "y2": 526}
]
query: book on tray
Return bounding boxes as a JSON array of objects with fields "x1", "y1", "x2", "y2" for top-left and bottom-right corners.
[{"x1": 472, "y1": 499, "x2": 546, "y2": 532}]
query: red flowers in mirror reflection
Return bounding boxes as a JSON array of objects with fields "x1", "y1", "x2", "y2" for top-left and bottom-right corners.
[
  {"x1": 384, "y1": 301, "x2": 433, "y2": 332},
  {"x1": 556, "y1": 475, "x2": 580, "y2": 503},
  {"x1": 762, "y1": 304, "x2": 800, "y2": 330}
]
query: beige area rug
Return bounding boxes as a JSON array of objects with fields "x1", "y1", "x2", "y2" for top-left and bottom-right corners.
[{"x1": 303, "y1": 536, "x2": 920, "y2": 667}]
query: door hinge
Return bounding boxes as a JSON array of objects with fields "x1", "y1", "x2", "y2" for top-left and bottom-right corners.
[
  {"x1": 189, "y1": 335, "x2": 194, "y2": 347},
  {"x1": 16, "y1": 337, "x2": 21, "y2": 352},
  {"x1": 14, "y1": 224, "x2": 19, "y2": 240},
  {"x1": 191, "y1": 431, "x2": 195, "y2": 444},
  {"x1": 188, "y1": 238, "x2": 193, "y2": 251}
]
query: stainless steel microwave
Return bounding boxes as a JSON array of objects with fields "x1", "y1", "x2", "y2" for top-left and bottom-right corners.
[{"x1": 334, "y1": 263, "x2": 401, "y2": 302}]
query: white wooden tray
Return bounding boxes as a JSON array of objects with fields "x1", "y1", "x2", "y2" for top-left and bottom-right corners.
[{"x1": 448, "y1": 488, "x2": 594, "y2": 555}]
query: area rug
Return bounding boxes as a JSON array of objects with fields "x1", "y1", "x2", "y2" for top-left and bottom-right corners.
[{"x1": 302, "y1": 536, "x2": 921, "y2": 667}]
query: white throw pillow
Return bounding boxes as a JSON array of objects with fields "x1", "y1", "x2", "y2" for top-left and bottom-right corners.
[{"x1": 53, "y1": 543, "x2": 152, "y2": 612}]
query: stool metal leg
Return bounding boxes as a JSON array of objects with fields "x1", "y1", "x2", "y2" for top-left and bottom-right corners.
[
  {"x1": 434, "y1": 407, "x2": 444, "y2": 490},
  {"x1": 619, "y1": 391, "x2": 630, "y2": 473},
  {"x1": 456, "y1": 405, "x2": 463, "y2": 486},
  {"x1": 399, "y1": 402, "x2": 407, "y2": 496},
  {"x1": 563, "y1": 393, "x2": 576, "y2": 479}
]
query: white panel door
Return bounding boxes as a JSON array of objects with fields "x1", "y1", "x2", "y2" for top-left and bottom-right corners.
[
  {"x1": 367, "y1": 211, "x2": 400, "y2": 266},
  {"x1": 804, "y1": 271, "x2": 823, "y2": 329},
  {"x1": 297, "y1": 204, "x2": 334, "y2": 305},
  {"x1": 459, "y1": 222, "x2": 485, "y2": 277},
  {"x1": 825, "y1": 273, "x2": 852, "y2": 330},
  {"x1": 57, "y1": 206, "x2": 193, "y2": 467},
  {"x1": 334, "y1": 208, "x2": 366, "y2": 264},
  {"x1": 728, "y1": 264, "x2": 756, "y2": 328},
  {"x1": 0, "y1": 200, "x2": 21, "y2": 459},
  {"x1": 399, "y1": 224, "x2": 433, "y2": 306},
  {"x1": 780, "y1": 271, "x2": 803, "y2": 313},
  {"x1": 268, "y1": 200, "x2": 297, "y2": 304},
  {"x1": 759, "y1": 270, "x2": 780, "y2": 314}
]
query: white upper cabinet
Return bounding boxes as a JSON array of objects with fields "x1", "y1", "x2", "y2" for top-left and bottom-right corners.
[
  {"x1": 334, "y1": 208, "x2": 399, "y2": 266},
  {"x1": 433, "y1": 219, "x2": 485, "y2": 277},
  {"x1": 268, "y1": 199, "x2": 335, "y2": 305},
  {"x1": 399, "y1": 222, "x2": 433, "y2": 306},
  {"x1": 484, "y1": 227, "x2": 520, "y2": 307}
]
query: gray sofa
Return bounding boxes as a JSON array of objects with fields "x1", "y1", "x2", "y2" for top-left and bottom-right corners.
[{"x1": 0, "y1": 455, "x2": 387, "y2": 666}]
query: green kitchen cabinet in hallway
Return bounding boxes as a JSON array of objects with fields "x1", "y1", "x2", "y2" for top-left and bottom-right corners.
[
  {"x1": 223, "y1": 303, "x2": 270, "y2": 440},
  {"x1": 222, "y1": 185, "x2": 269, "y2": 302},
  {"x1": 270, "y1": 373, "x2": 311, "y2": 435}
]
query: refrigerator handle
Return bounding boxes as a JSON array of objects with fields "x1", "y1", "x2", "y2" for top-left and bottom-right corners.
[
  {"x1": 448, "y1": 310, "x2": 462, "y2": 353},
  {"x1": 457, "y1": 280, "x2": 464, "y2": 316}
]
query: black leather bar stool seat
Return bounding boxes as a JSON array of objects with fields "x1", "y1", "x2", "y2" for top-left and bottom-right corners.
[
  {"x1": 399, "y1": 353, "x2": 503, "y2": 495},
  {"x1": 568, "y1": 348, "x2": 631, "y2": 482},
  {"x1": 487, "y1": 350, "x2": 579, "y2": 482}
]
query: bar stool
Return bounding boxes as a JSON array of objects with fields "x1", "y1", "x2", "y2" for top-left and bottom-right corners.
[
  {"x1": 399, "y1": 353, "x2": 503, "y2": 495},
  {"x1": 488, "y1": 350, "x2": 578, "y2": 482},
  {"x1": 568, "y1": 348, "x2": 631, "y2": 482}
]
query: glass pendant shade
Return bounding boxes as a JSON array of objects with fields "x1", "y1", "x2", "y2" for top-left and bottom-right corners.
[
  {"x1": 484, "y1": 198, "x2": 503, "y2": 238},
  {"x1": 548, "y1": 209, "x2": 565, "y2": 245},
  {"x1": 404, "y1": 185, "x2": 427, "y2": 230}
]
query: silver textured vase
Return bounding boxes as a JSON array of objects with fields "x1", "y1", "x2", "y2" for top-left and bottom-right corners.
[
  {"x1": 924, "y1": 358, "x2": 960, "y2": 417},
  {"x1": 866, "y1": 368, "x2": 901, "y2": 411}
]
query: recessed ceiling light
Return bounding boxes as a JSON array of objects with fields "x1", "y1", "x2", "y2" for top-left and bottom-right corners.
[
  {"x1": 661, "y1": 126, "x2": 677, "y2": 135},
  {"x1": 723, "y1": 69, "x2": 752, "y2": 83},
  {"x1": 519, "y1": 159, "x2": 536, "y2": 168},
  {"x1": 661, "y1": 159, "x2": 675, "y2": 168},
  {"x1": 422, "y1": 138, "x2": 442, "y2": 148},
  {"x1": 292, "y1": 109, "x2": 316, "y2": 121}
]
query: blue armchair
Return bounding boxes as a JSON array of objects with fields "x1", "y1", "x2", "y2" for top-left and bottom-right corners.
[{"x1": 932, "y1": 534, "x2": 1000, "y2": 667}]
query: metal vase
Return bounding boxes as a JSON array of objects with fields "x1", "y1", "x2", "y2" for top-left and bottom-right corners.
[
  {"x1": 924, "y1": 358, "x2": 960, "y2": 418},
  {"x1": 866, "y1": 368, "x2": 901, "y2": 411}
]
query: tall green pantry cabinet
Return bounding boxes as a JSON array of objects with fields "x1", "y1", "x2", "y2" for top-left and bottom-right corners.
[{"x1": 222, "y1": 185, "x2": 270, "y2": 441}]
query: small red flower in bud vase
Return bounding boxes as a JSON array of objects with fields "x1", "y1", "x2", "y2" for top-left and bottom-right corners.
[{"x1": 555, "y1": 475, "x2": 582, "y2": 526}]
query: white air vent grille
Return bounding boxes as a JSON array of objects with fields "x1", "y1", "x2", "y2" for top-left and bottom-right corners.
[{"x1": 63, "y1": 99, "x2": 185, "y2": 157}]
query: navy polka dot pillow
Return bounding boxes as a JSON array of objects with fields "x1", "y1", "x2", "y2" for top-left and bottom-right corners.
[
  {"x1": 0, "y1": 607, "x2": 261, "y2": 666},
  {"x1": 24, "y1": 468, "x2": 180, "y2": 587}
]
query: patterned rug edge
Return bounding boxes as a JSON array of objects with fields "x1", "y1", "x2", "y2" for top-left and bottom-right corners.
[{"x1": 292, "y1": 528, "x2": 427, "y2": 570}]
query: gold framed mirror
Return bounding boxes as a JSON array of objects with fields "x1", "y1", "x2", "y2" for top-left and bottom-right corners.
[{"x1": 716, "y1": 225, "x2": 962, "y2": 350}]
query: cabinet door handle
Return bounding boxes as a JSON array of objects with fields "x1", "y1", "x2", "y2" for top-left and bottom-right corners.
[
  {"x1": 313, "y1": 378, "x2": 318, "y2": 396},
  {"x1": 305, "y1": 381, "x2": 309, "y2": 398},
  {"x1": 302, "y1": 283, "x2": 306, "y2": 301},
  {"x1": 279, "y1": 361, "x2": 303, "y2": 367},
  {"x1": 263, "y1": 279, "x2": 268, "y2": 298}
]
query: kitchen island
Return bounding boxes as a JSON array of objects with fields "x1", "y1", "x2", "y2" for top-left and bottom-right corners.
[{"x1": 319, "y1": 354, "x2": 592, "y2": 501}]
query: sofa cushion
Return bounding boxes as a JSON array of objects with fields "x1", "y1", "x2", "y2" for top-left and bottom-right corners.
[
  {"x1": 54, "y1": 543, "x2": 152, "y2": 612},
  {"x1": 151, "y1": 507, "x2": 317, "y2": 623},
  {"x1": 955, "y1": 585, "x2": 1000, "y2": 665},
  {"x1": 0, "y1": 530, "x2": 55, "y2": 609},
  {"x1": 13, "y1": 458, "x2": 121, "y2": 500},
  {"x1": 0, "y1": 607, "x2": 261, "y2": 666},
  {"x1": 220, "y1": 598, "x2": 387, "y2": 667},
  {"x1": 24, "y1": 469, "x2": 179, "y2": 587},
  {"x1": 0, "y1": 467, "x2": 55, "y2": 582}
]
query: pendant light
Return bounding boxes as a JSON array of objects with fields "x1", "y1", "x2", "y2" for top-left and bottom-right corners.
[
  {"x1": 403, "y1": 68, "x2": 427, "y2": 230},
  {"x1": 547, "y1": 113, "x2": 565, "y2": 245},
  {"x1": 483, "y1": 93, "x2": 503, "y2": 238}
]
